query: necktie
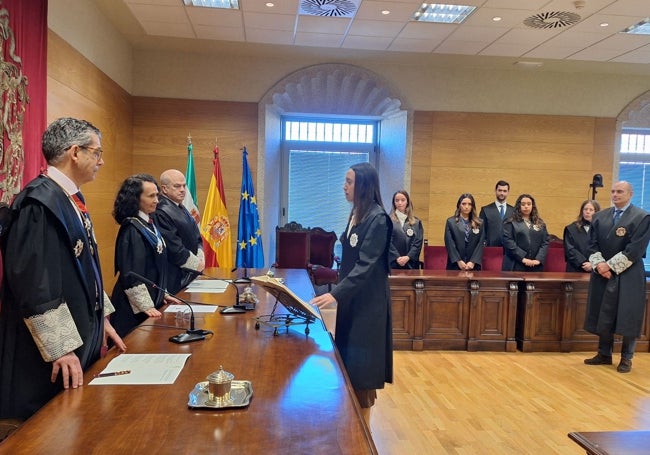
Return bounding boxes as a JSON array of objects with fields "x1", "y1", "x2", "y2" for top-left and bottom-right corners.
[
  {"x1": 499, "y1": 204, "x2": 505, "y2": 219},
  {"x1": 613, "y1": 209, "x2": 622, "y2": 224}
]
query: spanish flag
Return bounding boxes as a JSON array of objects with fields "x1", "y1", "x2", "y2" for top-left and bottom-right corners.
[{"x1": 200, "y1": 145, "x2": 232, "y2": 269}]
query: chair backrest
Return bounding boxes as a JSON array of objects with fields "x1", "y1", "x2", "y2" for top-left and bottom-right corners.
[
  {"x1": 308, "y1": 227, "x2": 337, "y2": 268},
  {"x1": 545, "y1": 246, "x2": 567, "y2": 272},
  {"x1": 482, "y1": 246, "x2": 504, "y2": 271},
  {"x1": 275, "y1": 222, "x2": 310, "y2": 269},
  {"x1": 423, "y1": 246, "x2": 447, "y2": 270}
]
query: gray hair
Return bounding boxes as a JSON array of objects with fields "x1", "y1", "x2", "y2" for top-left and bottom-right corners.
[{"x1": 42, "y1": 117, "x2": 101, "y2": 164}]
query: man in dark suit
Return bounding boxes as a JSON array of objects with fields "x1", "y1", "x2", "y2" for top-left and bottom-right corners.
[
  {"x1": 584, "y1": 181, "x2": 650, "y2": 373},
  {"x1": 155, "y1": 169, "x2": 205, "y2": 294},
  {"x1": 479, "y1": 180, "x2": 514, "y2": 247}
]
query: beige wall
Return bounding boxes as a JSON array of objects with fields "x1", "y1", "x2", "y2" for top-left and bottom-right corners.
[
  {"x1": 48, "y1": 28, "x2": 618, "y2": 276},
  {"x1": 48, "y1": 31, "x2": 133, "y2": 290}
]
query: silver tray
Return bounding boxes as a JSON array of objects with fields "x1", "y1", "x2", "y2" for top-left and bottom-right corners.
[{"x1": 188, "y1": 380, "x2": 253, "y2": 409}]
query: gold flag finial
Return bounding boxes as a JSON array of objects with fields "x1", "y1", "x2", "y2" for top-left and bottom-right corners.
[{"x1": 187, "y1": 133, "x2": 192, "y2": 145}]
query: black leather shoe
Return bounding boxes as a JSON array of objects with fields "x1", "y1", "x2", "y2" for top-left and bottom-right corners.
[
  {"x1": 617, "y1": 358, "x2": 632, "y2": 373},
  {"x1": 584, "y1": 353, "x2": 613, "y2": 365}
]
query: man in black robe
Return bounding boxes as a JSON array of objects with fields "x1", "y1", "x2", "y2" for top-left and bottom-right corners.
[
  {"x1": 155, "y1": 169, "x2": 204, "y2": 294},
  {"x1": 584, "y1": 181, "x2": 650, "y2": 373},
  {"x1": 0, "y1": 118, "x2": 126, "y2": 420}
]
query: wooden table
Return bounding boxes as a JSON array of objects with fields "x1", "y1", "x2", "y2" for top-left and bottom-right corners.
[
  {"x1": 0, "y1": 269, "x2": 376, "y2": 454},
  {"x1": 389, "y1": 270, "x2": 650, "y2": 353},
  {"x1": 569, "y1": 430, "x2": 650, "y2": 454}
]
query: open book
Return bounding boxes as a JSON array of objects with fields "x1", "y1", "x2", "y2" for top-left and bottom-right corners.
[{"x1": 250, "y1": 275, "x2": 322, "y2": 321}]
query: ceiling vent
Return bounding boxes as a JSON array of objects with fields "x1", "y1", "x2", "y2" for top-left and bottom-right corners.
[
  {"x1": 523, "y1": 11, "x2": 581, "y2": 29},
  {"x1": 299, "y1": 0, "x2": 360, "y2": 18}
]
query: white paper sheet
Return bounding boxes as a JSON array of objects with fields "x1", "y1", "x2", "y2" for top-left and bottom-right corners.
[
  {"x1": 164, "y1": 304, "x2": 219, "y2": 314},
  {"x1": 89, "y1": 353, "x2": 191, "y2": 385},
  {"x1": 184, "y1": 279, "x2": 230, "y2": 293}
]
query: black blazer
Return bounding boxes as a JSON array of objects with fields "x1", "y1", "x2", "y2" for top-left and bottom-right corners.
[
  {"x1": 502, "y1": 219, "x2": 549, "y2": 271},
  {"x1": 444, "y1": 216, "x2": 485, "y2": 270},
  {"x1": 563, "y1": 222, "x2": 590, "y2": 272},
  {"x1": 479, "y1": 202, "x2": 514, "y2": 247}
]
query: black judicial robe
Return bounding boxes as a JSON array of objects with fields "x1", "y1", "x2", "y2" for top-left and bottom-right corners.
[
  {"x1": 0, "y1": 176, "x2": 105, "y2": 419},
  {"x1": 479, "y1": 202, "x2": 514, "y2": 247},
  {"x1": 389, "y1": 216, "x2": 424, "y2": 269},
  {"x1": 563, "y1": 222, "x2": 591, "y2": 272},
  {"x1": 155, "y1": 196, "x2": 202, "y2": 294},
  {"x1": 331, "y1": 204, "x2": 393, "y2": 391},
  {"x1": 110, "y1": 217, "x2": 167, "y2": 338},
  {"x1": 444, "y1": 216, "x2": 485, "y2": 270},
  {"x1": 502, "y1": 219, "x2": 549, "y2": 272},
  {"x1": 585, "y1": 206, "x2": 650, "y2": 337}
]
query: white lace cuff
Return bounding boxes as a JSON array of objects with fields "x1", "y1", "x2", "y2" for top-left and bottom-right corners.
[
  {"x1": 23, "y1": 302, "x2": 83, "y2": 362},
  {"x1": 124, "y1": 283, "x2": 155, "y2": 314},
  {"x1": 103, "y1": 291, "x2": 115, "y2": 316},
  {"x1": 607, "y1": 252, "x2": 632, "y2": 275},
  {"x1": 589, "y1": 252, "x2": 605, "y2": 270},
  {"x1": 182, "y1": 252, "x2": 200, "y2": 271}
]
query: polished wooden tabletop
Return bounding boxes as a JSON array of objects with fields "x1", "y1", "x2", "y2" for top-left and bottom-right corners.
[
  {"x1": 568, "y1": 430, "x2": 650, "y2": 455},
  {"x1": 0, "y1": 269, "x2": 376, "y2": 455}
]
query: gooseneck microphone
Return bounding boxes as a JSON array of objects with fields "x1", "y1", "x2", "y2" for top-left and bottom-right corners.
[
  {"x1": 184, "y1": 269, "x2": 246, "y2": 314},
  {"x1": 125, "y1": 271, "x2": 212, "y2": 343}
]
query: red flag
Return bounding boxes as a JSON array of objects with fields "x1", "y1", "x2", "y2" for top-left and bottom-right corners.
[{"x1": 200, "y1": 145, "x2": 232, "y2": 269}]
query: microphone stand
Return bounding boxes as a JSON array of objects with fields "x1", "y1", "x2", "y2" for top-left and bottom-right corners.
[
  {"x1": 233, "y1": 260, "x2": 251, "y2": 284},
  {"x1": 185, "y1": 269, "x2": 247, "y2": 314},
  {"x1": 126, "y1": 271, "x2": 212, "y2": 343}
]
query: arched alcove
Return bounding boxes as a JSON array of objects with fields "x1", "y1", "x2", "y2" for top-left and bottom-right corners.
[
  {"x1": 615, "y1": 90, "x2": 650, "y2": 180},
  {"x1": 256, "y1": 63, "x2": 411, "y2": 265}
]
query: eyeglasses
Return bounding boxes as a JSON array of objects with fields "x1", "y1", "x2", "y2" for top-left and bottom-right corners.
[{"x1": 79, "y1": 145, "x2": 103, "y2": 161}]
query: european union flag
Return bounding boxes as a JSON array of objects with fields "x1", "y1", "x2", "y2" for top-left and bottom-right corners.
[{"x1": 235, "y1": 146, "x2": 264, "y2": 268}]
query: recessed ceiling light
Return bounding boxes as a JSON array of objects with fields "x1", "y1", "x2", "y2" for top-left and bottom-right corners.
[
  {"x1": 381, "y1": 10, "x2": 390, "y2": 16},
  {"x1": 622, "y1": 18, "x2": 650, "y2": 35},
  {"x1": 412, "y1": 3, "x2": 476, "y2": 24},
  {"x1": 183, "y1": 0, "x2": 239, "y2": 9},
  {"x1": 600, "y1": 22, "x2": 608, "y2": 27},
  {"x1": 266, "y1": 2, "x2": 275, "y2": 7},
  {"x1": 492, "y1": 16, "x2": 502, "y2": 22}
]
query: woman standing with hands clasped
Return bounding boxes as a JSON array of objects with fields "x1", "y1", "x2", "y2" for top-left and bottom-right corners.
[
  {"x1": 502, "y1": 193, "x2": 549, "y2": 272},
  {"x1": 110, "y1": 174, "x2": 170, "y2": 338},
  {"x1": 310, "y1": 162, "x2": 393, "y2": 424},
  {"x1": 444, "y1": 193, "x2": 485, "y2": 270},
  {"x1": 389, "y1": 190, "x2": 424, "y2": 269},
  {"x1": 563, "y1": 199, "x2": 601, "y2": 272}
]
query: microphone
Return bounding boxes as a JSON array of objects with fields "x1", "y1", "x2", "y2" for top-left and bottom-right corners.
[
  {"x1": 125, "y1": 271, "x2": 212, "y2": 343},
  {"x1": 183, "y1": 269, "x2": 247, "y2": 314},
  {"x1": 231, "y1": 261, "x2": 251, "y2": 283}
]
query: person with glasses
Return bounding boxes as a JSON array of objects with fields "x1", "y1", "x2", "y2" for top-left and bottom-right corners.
[
  {"x1": 0, "y1": 117, "x2": 126, "y2": 420},
  {"x1": 154, "y1": 169, "x2": 204, "y2": 294}
]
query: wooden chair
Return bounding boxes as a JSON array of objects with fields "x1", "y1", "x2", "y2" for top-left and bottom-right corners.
[
  {"x1": 482, "y1": 246, "x2": 504, "y2": 271},
  {"x1": 544, "y1": 246, "x2": 567, "y2": 272},
  {"x1": 274, "y1": 222, "x2": 310, "y2": 269},
  {"x1": 423, "y1": 246, "x2": 448, "y2": 270},
  {"x1": 307, "y1": 227, "x2": 339, "y2": 291}
]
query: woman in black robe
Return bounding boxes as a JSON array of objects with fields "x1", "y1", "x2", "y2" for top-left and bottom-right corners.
[
  {"x1": 110, "y1": 174, "x2": 168, "y2": 338},
  {"x1": 563, "y1": 199, "x2": 600, "y2": 272},
  {"x1": 444, "y1": 193, "x2": 485, "y2": 270},
  {"x1": 311, "y1": 162, "x2": 392, "y2": 422},
  {"x1": 502, "y1": 194, "x2": 549, "y2": 272}
]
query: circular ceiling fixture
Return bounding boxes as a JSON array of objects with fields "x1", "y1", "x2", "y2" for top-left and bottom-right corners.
[
  {"x1": 523, "y1": 11, "x2": 581, "y2": 29},
  {"x1": 300, "y1": 0, "x2": 358, "y2": 18}
]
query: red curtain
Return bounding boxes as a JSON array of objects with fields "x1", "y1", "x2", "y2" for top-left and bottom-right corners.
[
  {"x1": 0, "y1": 0, "x2": 47, "y2": 299},
  {"x1": 1, "y1": 0, "x2": 47, "y2": 203}
]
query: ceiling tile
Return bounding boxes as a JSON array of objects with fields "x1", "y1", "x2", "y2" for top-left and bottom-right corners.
[
  {"x1": 342, "y1": 35, "x2": 393, "y2": 50},
  {"x1": 348, "y1": 19, "x2": 406, "y2": 37},
  {"x1": 296, "y1": 16, "x2": 351, "y2": 34},
  {"x1": 243, "y1": 12, "x2": 296, "y2": 31}
]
